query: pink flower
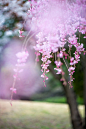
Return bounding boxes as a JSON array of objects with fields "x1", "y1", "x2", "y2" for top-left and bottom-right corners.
[
  {"x1": 16, "y1": 51, "x2": 29, "y2": 59},
  {"x1": 42, "y1": 64, "x2": 48, "y2": 69},
  {"x1": 70, "y1": 57, "x2": 74, "y2": 62},
  {"x1": 46, "y1": 69, "x2": 49, "y2": 73},
  {"x1": 59, "y1": 52, "x2": 63, "y2": 58},
  {"x1": 84, "y1": 36, "x2": 86, "y2": 38},
  {"x1": 16, "y1": 51, "x2": 29, "y2": 68},
  {"x1": 41, "y1": 74, "x2": 45, "y2": 78},
  {"x1": 55, "y1": 61, "x2": 62, "y2": 67},
  {"x1": 56, "y1": 68, "x2": 62, "y2": 74},
  {"x1": 19, "y1": 30, "x2": 23, "y2": 34},
  {"x1": 60, "y1": 78, "x2": 65, "y2": 82},
  {"x1": 46, "y1": 77, "x2": 48, "y2": 80},
  {"x1": 68, "y1": 67, "x2": 75, "y2": 72},
  {"x1": 69, "y1": 35, "x2": 78, "y2": 45},
  {"x1": 10, "y1": 88, "x2": 16, "y2": 94},
  {"x1": 57, "y1": 52, "x2": 63, "y2": 58},
  {"x1": 19, "y1": 35, "x2": 25, "y2": 37},
  {"x1": 19, "y1": 30, "x2": 25, "y2": 37},
  {"x1": 70, "y1": 62, "x2": 74, "y2": 65}
]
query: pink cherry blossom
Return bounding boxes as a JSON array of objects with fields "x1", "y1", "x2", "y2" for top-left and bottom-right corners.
[
  {"x1": 70, "y1": 57, "x2": 74, "y2": 62},
  {"x1": 16, "y1": 51, "x2": 29, "y2": 59},
  {"x1": 55, "y1": 61, "x2": 62, "y2": 67},
  {"x1": 68, "y1": 67, "x2": 75, "y2": 72},
  {"x1": 19, "y1": 30, "x2": 25, "y2": 37},
  {"x1": 84, "y1": 36, "x2": 86, "y2": 38},
  {"x1": 56, "y1": 68, "x2": 62, "y2": 75},
  {"x1": 10, "y1": 88, "x2": 16, "y2": 94},
  {"x1": 10, "y1": 0, "x2": 86, "y2": 104}
]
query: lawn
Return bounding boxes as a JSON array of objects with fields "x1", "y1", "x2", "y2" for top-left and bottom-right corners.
[
  {"x1": 36, "y1": 96, "x2": 84, "y2": 105},
  {"x1": 0, "y1": 99, "x2": 84, "y2": 129}
]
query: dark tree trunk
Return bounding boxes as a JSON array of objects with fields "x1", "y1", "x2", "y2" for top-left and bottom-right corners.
[
  {"x1": 49, "y1": 64, "x2": 84, "y2": 129},
  {"x1": 84, "y1": 42, "x2": 86, "y2": 129},
  {"x1": 62, "y1": 83, "x2": 83, "y2": 129}
]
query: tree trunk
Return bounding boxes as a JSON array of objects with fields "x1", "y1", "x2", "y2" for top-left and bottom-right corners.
[
  {"x1": 49, "y1": 64, "x2": 84, "y2": 129},
  {"x1": 84, "y1": 42, "x2": 86, "y2": 129},
  {"x1": 63, "y1": 83, "x2": 83, "y2": 129}
]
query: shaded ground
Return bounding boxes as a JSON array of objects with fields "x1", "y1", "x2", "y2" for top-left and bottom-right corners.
[{"x1": 0, "y1": 99, "x2": 84, "y2": 129}]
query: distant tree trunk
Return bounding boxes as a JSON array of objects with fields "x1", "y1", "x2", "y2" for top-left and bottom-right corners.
[{"x1": 49, "y1": 64, "x2": 84, "y2": 129}]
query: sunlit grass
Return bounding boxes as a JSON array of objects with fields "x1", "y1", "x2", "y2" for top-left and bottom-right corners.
[{"x1": 0, "y1": 99, "x2": 84, "y2": 129}]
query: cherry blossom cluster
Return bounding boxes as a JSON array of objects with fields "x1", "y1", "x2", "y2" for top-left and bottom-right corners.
[
  {"x1": 54, "y1": 52, "x2": 67, "y2": 86},
  {"x1": 54, "y1": 61, "x2": 63, "y2": 75},
  {"x1": 10, "y1": 51, "x2": 29, "y2": 105},
  {"x1": 27, "y1": 0, "x2": 86, "y2": 87},
  {"x1": 10, "y1": 0, "x2": 86, "y2": 104},
  {"x1": 34, "y1": 33, "x2": 52, "y2": 86}
]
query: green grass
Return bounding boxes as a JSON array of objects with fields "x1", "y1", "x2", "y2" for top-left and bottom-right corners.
[
  {"x1": 38, "y1": 97, "x2": 67, "y2": 104},
  {"x1": 0, "y1": 99, "x2": 84, "y2": 129},
  {"x1": 35, "y1": 96, "x2": 84, "y2": 105}
]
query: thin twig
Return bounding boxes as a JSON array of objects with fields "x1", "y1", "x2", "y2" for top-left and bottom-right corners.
[
  {"x1": 22, "y1": 29, "x2": 32, "y2": 50},
  {"x1": 63, "y1": 57, "x2": 69, "y2": 69},
  {"x1": 23, "y1": 32, "x2": 37, "y2": 51}
]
